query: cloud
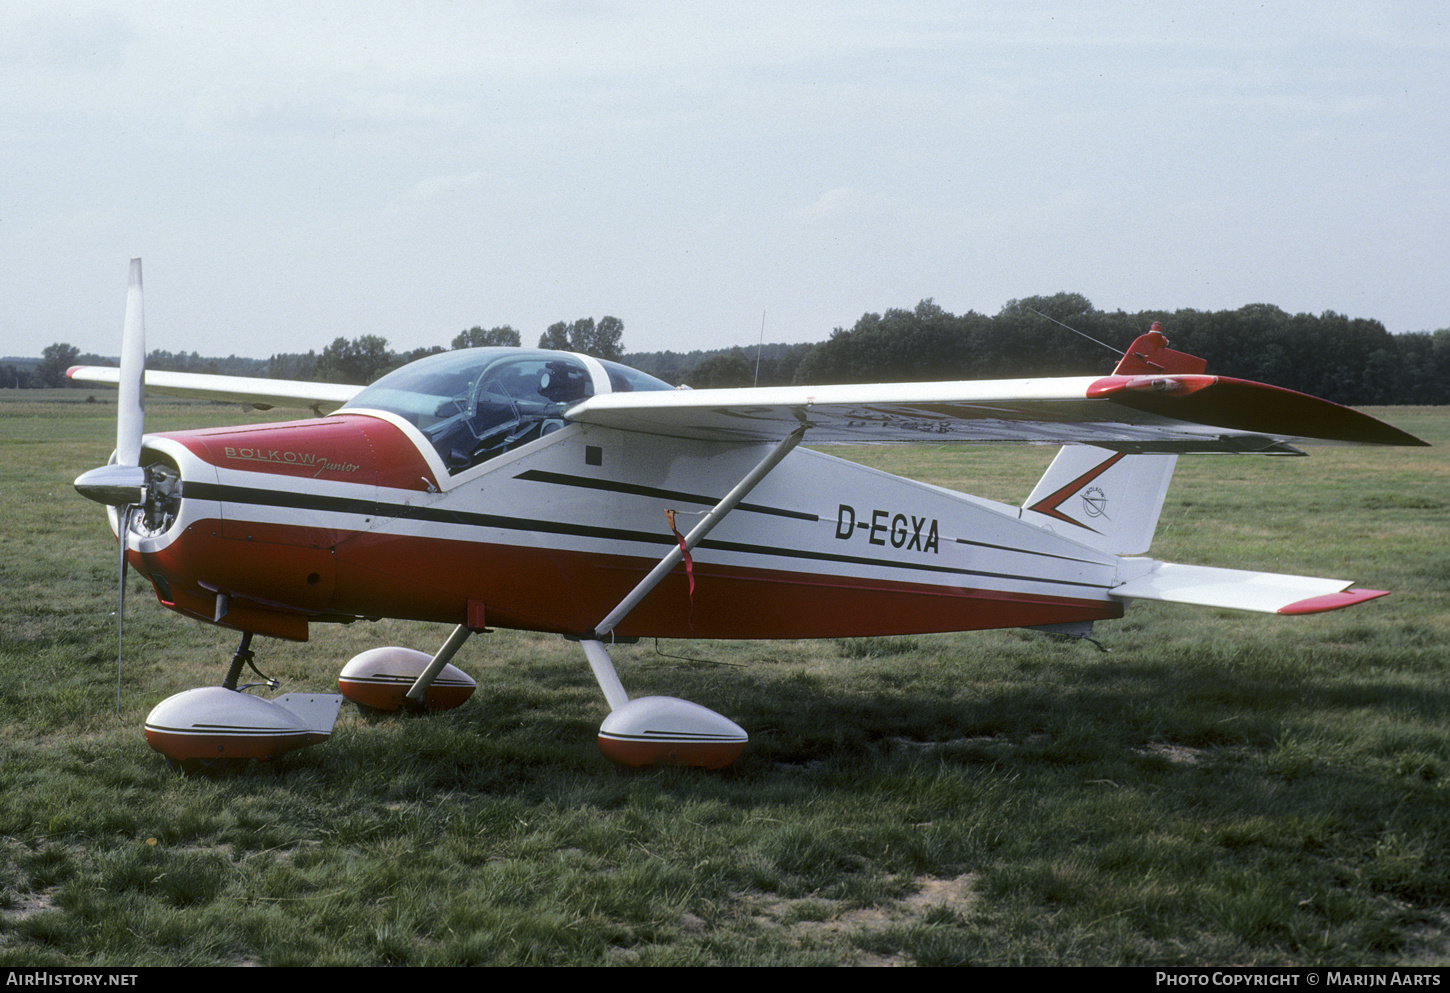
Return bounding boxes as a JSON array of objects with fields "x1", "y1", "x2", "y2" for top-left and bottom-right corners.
[{"x1": 788, "y1": 187, "x2": 874, "y2": 224}]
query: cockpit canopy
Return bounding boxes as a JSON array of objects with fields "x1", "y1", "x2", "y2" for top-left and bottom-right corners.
[{"x1": 340, "y1": 348, "x2": 672, "y2": 473}]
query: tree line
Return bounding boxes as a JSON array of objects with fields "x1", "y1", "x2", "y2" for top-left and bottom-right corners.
[
  {"x1": 263, "y1": 317, "x2": 626, "y2": 386},
  {"x1": 16, "y1": 294, "x2": 1450, "y2": 406},
  {"x1": 778, "y1": 294, "x2": 1450, "y2": 407},
  {"x1": 6, "y1": 344, "x2": 271, "y2": 390}
]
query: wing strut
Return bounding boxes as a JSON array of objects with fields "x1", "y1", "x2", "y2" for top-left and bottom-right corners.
[
  {"x1": 591, "y1": 425, "x2": 805, "y2": 645},
  {"x1": 581, "y1": 425, "x2": 806, "y2": 707}
]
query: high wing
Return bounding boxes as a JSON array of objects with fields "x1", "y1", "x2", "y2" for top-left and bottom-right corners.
[
  {"x1": 565, "y1": 373, "x2": 1425, "y2": 453},
  {"x1": 69, "y1": 361, "x2": 1424, "y2": 453},
  {"x1": 66, "y1": 366, "x2": 360, "y2": 414}
]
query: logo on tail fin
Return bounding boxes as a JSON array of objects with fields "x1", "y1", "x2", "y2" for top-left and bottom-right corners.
[{"x1": 1081, "y1": 486, "x2": 1109, "y2": 520}]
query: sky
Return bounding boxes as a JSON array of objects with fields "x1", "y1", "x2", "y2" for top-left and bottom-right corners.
[{"x1": 2, "y1": 1, "x2": 1447, "y2": 362}]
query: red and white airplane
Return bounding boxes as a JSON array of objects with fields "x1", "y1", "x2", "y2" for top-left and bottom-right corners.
[{"x1": 71, "y1": 260, "x2": 1426, "y2": 772}]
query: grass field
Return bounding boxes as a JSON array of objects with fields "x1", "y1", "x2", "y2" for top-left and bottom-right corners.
[{"x1": 1, "y1": 393, "x2": 1446, "y2": 966}]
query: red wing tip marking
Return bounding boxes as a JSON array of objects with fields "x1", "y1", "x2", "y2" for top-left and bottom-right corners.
[
  {"x1": 1278, "y1": 589, "x2": 1390, "y2": 615},
  {"x1": 1086, "y1": 375, "x2": 1217, "y2": 399}
]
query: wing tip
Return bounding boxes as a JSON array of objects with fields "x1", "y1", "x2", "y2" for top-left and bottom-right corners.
[{"x1": 1089, "y1": 375, "x2": 1428, "y2": 447}]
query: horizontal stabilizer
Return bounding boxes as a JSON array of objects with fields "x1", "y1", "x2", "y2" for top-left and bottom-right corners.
[{"x1": 1111, "y1": 562, "x2": 1389, "y2": 615}]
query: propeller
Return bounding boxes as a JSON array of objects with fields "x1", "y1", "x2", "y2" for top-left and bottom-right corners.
[{"x1": 74, "y1": 258, "x2": 147, "y2": 714}]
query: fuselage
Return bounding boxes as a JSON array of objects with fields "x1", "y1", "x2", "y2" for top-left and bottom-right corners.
[{"x1": 122, "y1": 409, "x2": 1127, "y2": 642}]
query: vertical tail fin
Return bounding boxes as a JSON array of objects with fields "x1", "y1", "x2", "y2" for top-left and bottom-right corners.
[{"x1": 1021, "y1": 445, "x2": 1176, "y2": 555}]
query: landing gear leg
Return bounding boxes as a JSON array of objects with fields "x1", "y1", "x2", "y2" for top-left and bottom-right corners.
[
  {"x1": 220, "y1": 631, "x2": 279, "y2": 691},
  {"x1": 403, "y1": 625, "x2": 472, "y2": 712},
  {"x1": 221, "y1": 632, "x2": 254, "y2": 690}
]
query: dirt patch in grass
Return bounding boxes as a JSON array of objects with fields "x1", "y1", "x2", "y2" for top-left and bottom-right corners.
[
  {"x1": 2, "y1": 888, "x2": 58, "y2": 921},
  {"x1": 745, "y1": 873, "x2": 979, "y2": 966},
  {"x1": 1401, "y1": 914, "x2": 1450, "y2": 967},
  {"x1": 1134, "y1": 743, "x2": 1205, "y2": 764}
]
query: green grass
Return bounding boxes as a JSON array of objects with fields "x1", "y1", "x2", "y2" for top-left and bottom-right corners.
[{"x1": 1, "y1": 398, "x2": 1447, "y2": 965}]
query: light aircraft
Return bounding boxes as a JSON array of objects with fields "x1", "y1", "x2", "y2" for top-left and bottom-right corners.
[{"x1": 70, "y1": 260, "x2": 1426, "y2": 772}]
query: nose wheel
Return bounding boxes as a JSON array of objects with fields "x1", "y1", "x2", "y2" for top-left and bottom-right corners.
[{"x1": 144, "y1": 632, "x2": 344, "y2": 774}]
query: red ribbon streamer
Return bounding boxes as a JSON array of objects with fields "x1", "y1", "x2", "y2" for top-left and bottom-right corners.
[{"x1": 665, "y1": 509, "x2": 695, "y2": 628}]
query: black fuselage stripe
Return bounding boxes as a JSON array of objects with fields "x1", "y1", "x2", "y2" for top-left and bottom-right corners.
[
  {"x1": 512, "y1": 468, "x2": 819, "y2": 521},
  {"x1": 515, "y1": 469, "x2": 1102, "y2": 569}
]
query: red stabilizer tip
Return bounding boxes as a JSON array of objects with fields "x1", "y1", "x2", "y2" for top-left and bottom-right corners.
[{"x1": 1278, "y1": 589, "x2": 1390, "y2": 615}]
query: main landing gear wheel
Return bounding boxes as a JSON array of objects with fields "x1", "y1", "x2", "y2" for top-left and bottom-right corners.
[{"x1": 337, "y1": 646, "x2": 477, "y2": 714}]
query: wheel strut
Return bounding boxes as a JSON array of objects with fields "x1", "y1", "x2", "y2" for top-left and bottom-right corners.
[
  {"x1": 220, "y1": 632, "x2": 277, "y2": 691},
  {"x1": 221, "y1": 632, "x2": 253, "y2": 690}
]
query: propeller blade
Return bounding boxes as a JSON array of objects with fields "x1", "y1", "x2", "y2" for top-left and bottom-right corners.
[
  {"x1": 75, "y1": 259, "x2": 149, "y2": 507},
  {"x1": 112, "y1": 259, "x2": 147, "y2": 714},
  {"x1": 117, "y1": 258, "x2": 146, "y2": 467}
]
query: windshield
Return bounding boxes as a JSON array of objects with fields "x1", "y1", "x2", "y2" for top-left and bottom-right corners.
[{"x1": 341, "y1": 348, "x2": 670, "y2": 473}]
